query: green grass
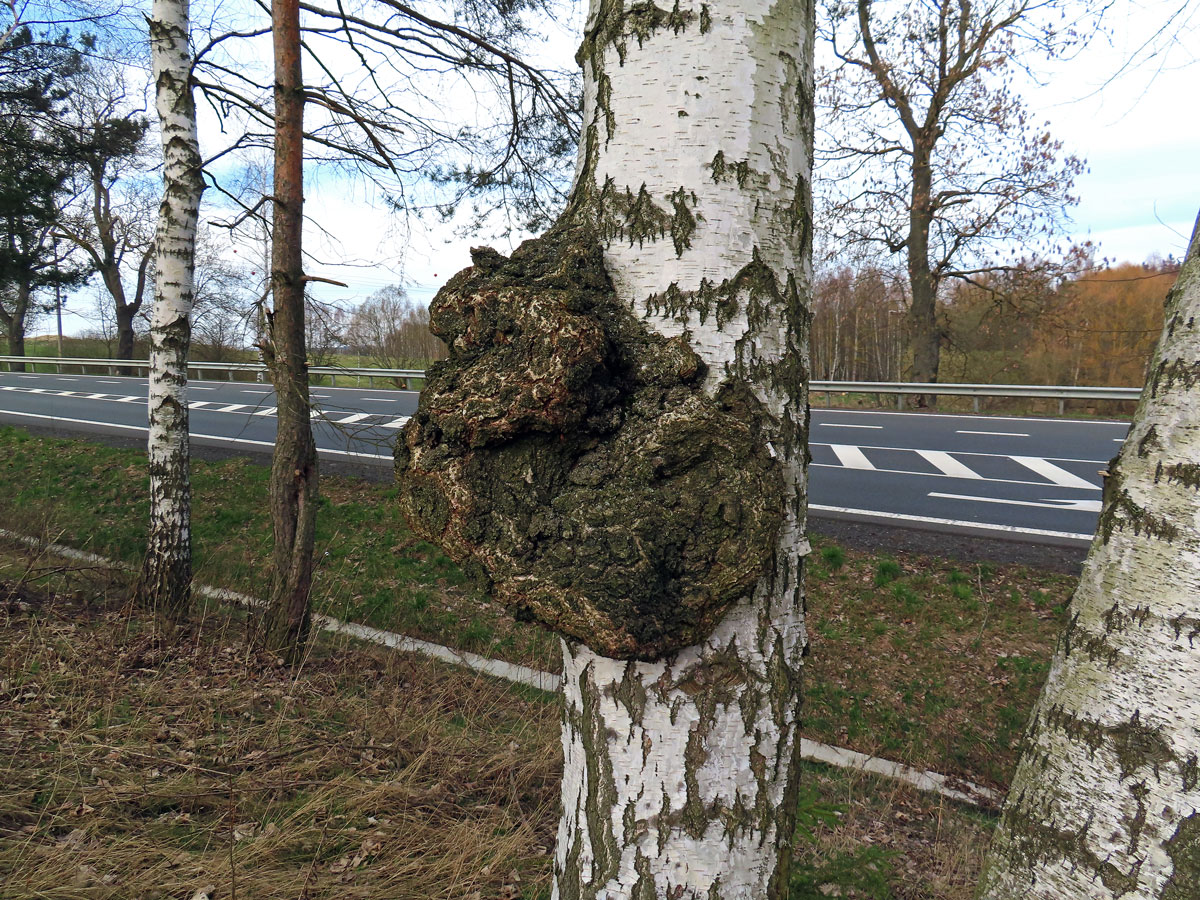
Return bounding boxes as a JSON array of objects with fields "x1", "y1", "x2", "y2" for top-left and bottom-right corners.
[{"x1": 0, "y1": 425, "x2": 556, "y2": 669}]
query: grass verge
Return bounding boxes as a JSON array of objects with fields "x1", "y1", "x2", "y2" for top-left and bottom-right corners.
[
  {"x1": 2, "y1": 548, "x2": 1002, "y2": 899},
  {"x1": 0, "y1": 424, "x2": 1078, "y2": 791}
]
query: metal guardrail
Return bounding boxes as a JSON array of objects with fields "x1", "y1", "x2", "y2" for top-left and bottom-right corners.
[
  {"x1": 1, "y1": 355, "x2": 1143, "y2": 411},
  {"x1": 810, "y1": 380, "x2": 1142, "y2": 413},
  {"x1": 0, "y1": 356, "x2": 426, "y2": 389}
]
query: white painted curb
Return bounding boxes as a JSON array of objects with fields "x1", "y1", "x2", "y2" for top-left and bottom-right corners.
[{"x1": 0, "y1": 528, "x2": 1001, "y2": 807}]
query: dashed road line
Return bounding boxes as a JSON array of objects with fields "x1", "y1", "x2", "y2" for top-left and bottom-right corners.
[
  {"x1": 957, "y1": 430, "x2": 1028, "y2": 437},
  {"x1": 334, "y1": 413, "x2": 371, "y2": 424},
  {"x1": 818, "y1": 423, "x2": 882, "y2": 429},
  {"x1": 382, "y1": 416, "x2": 411, "y2": 429}
]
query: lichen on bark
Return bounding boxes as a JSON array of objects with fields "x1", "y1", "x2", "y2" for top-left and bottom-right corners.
[{"x1": 394, "y1": 224, "x2": 785, "y2": 660}]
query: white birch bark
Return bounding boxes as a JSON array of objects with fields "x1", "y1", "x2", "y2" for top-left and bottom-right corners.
[
  {"x1": 978, "y1": 211, "x2": 1200, "y2": 898},
  {"x1": 554, "y1": 1, "x2": 814, "y2": 897},
  {"x1": 137, "y1": 0, "x2": 204, "y2": 616}
]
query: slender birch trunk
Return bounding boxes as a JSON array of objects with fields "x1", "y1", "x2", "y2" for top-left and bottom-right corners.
[
  {"x1": 553, "y1": 1, "x2": 814, "y2": 896},
  {"x1": 261, "y1": 0, "x2": 318, "y2": 662},
  {"x1": 978, "y1": 211, "x2": 1200, "y2": 899},
  {"x1": 134, "y1": 0, "x2": 204, "y2": 619}
]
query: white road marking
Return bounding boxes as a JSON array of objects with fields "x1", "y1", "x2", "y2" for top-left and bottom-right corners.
[
  {"x1": 192, "y1": 386, "x2": 215, "y2": 390},
  {"x1": 818, "y1": 423, "x2": 883, "y2": 429},
  {"x1": 810, "y1": 463, "x2": 1099, "y2": 491},
  {"x1": 357, "y1": 397, "x2": 400, "y2": 402},
  {"x1": 214, "y1": 404, "x2": 249, "y2": 413},
  {"x1": 98, "y1": 380, "x2": 119, "y2": 385},
  {"x1": 27, "y1": 388, "x2": 47, "y2": 393},
  {"x1": 810, "y1": 503, "x2": 1094, "y2": 542},
  {"x1": 928, "y1": 492, "x2": 1102, "y2": 512},
  {"x1": 116, "y1": 395, "x2": 143, "y2": 403},
  {"x1": 811, "y1": 441, "x2": 1109, "y2": 465},
  {"x1": 241, "y1": 389, "x2": 271, "y2": 394},
  {"x1": 382, "y1": 416, "x2": 411, "y2": 429},
  {"x1": 830, "y1": 444, "x2": 876, "y2": 470},
  {"x1": 253, "y1": 407, "x2": 277, "y2": 416},
  {"x1": 956, "y1": 430, "x2": 1029, "y2": 437},
  {"x1": 0, "y1": 409, "x2": 390, "y2": 461},
  {"x1": 86, "y1": 393, "x2": 108, "y2": 399},
  {"x1": 188, "y1": 401, "x2": 213, "y2": 409},
  {"x1": 1011, "y1": 456, "x2": 1097, "y2": 490},
  {"x1": 1113, "y1": 438, "x2": 1125, "y2": 442},
  {"x1": 17, "y1": 375, "x2": 36, "y2": 379},
  {"x1": 810, "y1": 408, "x2": 1131, "y2": 427},
  {"x1": 916, "y1": 449, "x2": 982, "y2": 480},
  {"x1": 334, "y1": 413, "x2": 371, "y2": 424}
]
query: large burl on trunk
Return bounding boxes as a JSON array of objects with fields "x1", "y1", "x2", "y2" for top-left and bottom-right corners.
[{"x1": 394, "y1": 225, "x2": 784, "y2": 660}]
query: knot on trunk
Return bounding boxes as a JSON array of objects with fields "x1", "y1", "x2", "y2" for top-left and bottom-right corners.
[{"x1": 395, "y1": 226, "x2": 784, "y2": 660}]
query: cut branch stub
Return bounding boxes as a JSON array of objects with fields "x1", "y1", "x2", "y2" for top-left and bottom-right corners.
[{"x1": 395, "y1": 227, "x2": 785, "y2": 660}]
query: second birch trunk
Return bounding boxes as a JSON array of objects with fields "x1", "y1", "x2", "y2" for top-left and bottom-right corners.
[{"x1": 135, "y1": 0, "x2": 204, "y2": 619}]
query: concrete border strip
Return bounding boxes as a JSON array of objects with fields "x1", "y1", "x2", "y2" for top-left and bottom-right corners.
[{"x1": 0, "y1": 527, "x2": 1002, "y2": 807}]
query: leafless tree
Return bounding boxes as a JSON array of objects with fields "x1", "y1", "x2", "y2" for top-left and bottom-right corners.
[
  {"x1": 818, "y1": 0, "x2": 1094, "y2": 399},
  {"x1": 344, "y1": 284, "x2": 445, "y2": 371}
]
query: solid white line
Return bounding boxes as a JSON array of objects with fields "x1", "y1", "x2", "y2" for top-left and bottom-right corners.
[
  {"x1": 0, "y1": 527, "x2": 1001, "y2": 806},
  {"x1": 28, "y1": 387, "x2": 47, "y2": 393},
  {"x1": 810, "y1": 463, "x2": 1100, "y2": 491},
  {"x1": 916, "y1": 449, "x2": 982, "y2": 480},
  {"x1": 241, "y1": 389, "x2": 271, "y2": 394},
  {"x1": 830, "y1": 444, "x2": 876, "y2": 470},
  {"x1": 928, "y1": 492, "x2": 1102, "y2": 513},
  {"x1": 957, "y1": 430, "x2": 1029, "y2": 437},
  {"x1": 810, "y1": 503, "x2": 1094, "y2": 542},
  {"x1": 811, "y1": 408, "x2": 1131, "y2": 427},
  {"x1": 0, "y1": 410, "x2": 390, "y2": 461},
  {"x1": 334, "y1": 413, "x2": 371, "y2": 424},
  {"x1": 818, "y1": 423, "x2": 882, "y2": 429},
  {"x1": 1010, "y1": 456, "x2": 1098, "y2": 490}
]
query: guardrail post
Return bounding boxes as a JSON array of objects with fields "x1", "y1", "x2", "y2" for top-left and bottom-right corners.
[
  {"x1": 331, "y1": 373, "x2": 337, "y2": 387},
  {"x1": 1059, "y1": 399, "x2": 1065, "y2": 416},
  {"x1": 973, "y1": 397, "x2": 980, "y2": 413},
  {"x1": 897, "y1": 394, "x2": 904, "y2": 411},
  {"x1": 368, "y1": 375, "x2": 374, "y2": 388}
]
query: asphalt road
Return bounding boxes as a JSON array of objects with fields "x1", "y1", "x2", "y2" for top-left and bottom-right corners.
[{"x1": 0, "y1": 370, "x2": 1128, "y2": 547}]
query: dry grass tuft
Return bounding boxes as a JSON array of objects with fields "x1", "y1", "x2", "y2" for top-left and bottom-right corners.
[{"x1": 0, "y1": 552, "x2": 560, "y2": 900}]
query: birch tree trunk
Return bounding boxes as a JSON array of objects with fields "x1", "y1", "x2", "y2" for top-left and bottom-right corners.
[
  {"x1": 134, "y1": 0, "x2": 204, "y2": 619},
  {"x1": 261, "y1": 0, "x2": 318, "y2": 662},
  {"x1": 978, "y1": 210, "x2": 1200, "y2": 898},
  {"x1": 554, "y1": 1, "x2": 814, "y2": 896}
]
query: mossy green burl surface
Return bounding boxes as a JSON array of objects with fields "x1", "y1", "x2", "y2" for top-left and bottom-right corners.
[{"x1": 395, "y1": 226, "x2": 784, "y2": 660}]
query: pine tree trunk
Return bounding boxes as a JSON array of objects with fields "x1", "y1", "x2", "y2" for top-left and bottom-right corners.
[
  {"x1": 552, "y1": 0, "x2": 814, "y2": 896},
  {"x1": 6, "y1": 287, "x2": 27, "y2": 371},
  {"x1": 978, "y1": 211, "x2": 1200, "y2": 899},
  {"x1": 907, "y1": 152, "x2": 938, "y2": 405},
  {"x1": 115, "y1": 301, "x2": 138, "y2": 377},
  {"x1": 262, "y1": 0, "x2": 317, "y2": 663},
  {"x1": 134, "y1": 0, "x2": 204, "y2": 620}
]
